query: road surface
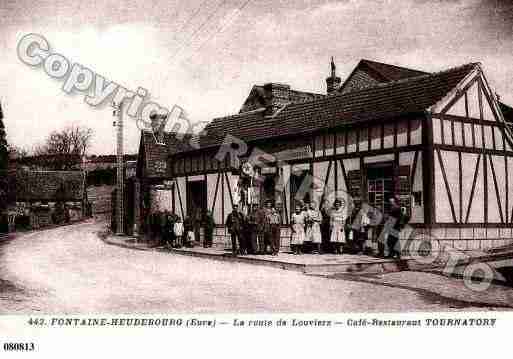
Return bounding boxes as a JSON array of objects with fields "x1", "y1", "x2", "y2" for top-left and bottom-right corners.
[{"x1": 1, "y1": 221, "x2": 511, "y2": 313}]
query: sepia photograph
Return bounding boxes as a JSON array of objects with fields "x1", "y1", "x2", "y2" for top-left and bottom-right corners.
[{"x1": 1, "y1": 0, "x2": 513, "y2": 356}]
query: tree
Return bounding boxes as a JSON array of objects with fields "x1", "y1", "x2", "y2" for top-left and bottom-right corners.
[
  {"x1": 0, "y1": 101, "x2": 7, "y2": 172},
  {"x1": 0, "y1": 101, "x2": 10, "y2": 232},
  {"x1": 34, "y1": 125, "x2": 93, "y2": 170}
]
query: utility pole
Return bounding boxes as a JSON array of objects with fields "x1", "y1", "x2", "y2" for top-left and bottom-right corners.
[{"x1": 113, "y1": 100, "x2": 124, "y2": 235}]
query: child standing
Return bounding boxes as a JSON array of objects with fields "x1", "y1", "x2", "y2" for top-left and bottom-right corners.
[{"x1": 290, "y1": 205, "x2": 305, "y2": 255}]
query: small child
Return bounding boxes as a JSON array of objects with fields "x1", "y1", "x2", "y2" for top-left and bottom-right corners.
[
  {"x1": 183, "y1": 216, "x2": 195, "y2": 248},
  {"x1": 174, "y1": 217, "x2": 184, "y2": 248}
]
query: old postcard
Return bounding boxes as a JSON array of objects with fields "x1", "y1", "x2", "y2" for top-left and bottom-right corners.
[{"x1": 1, "y1": 0, "x2": 512, "y2": 357}]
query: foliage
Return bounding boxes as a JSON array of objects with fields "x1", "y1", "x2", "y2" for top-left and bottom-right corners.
[{"x1": 33, "y1": 125, "x2": 93, "y2": 170}]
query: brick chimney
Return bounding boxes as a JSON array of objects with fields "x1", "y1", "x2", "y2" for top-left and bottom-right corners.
[
  {"x1": 326, "y1": 57, "x2": 341, "y2": 94},
  {"x1": 263, "y1": 82, "x2": 291, "y2": 116}
]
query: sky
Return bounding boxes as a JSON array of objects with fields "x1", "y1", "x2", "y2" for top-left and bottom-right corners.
[{"x1": 1, "y1": 0, "x2": 512, "y2": 155}]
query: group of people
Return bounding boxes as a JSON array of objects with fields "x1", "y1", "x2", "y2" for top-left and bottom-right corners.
[
  {"x1": 226, "y1": 195, "x2": 407, "y2": 259},
  {"x1": 146, "y1": 210, "x2": 216, "y2": 249},
  {"x1": 145, "y1": 195, "x2": 407, "y2": 259},
  {"x1": 290, "y1": 198, "x2": 350, "y2": 255},
  {"x1": 226, "y1": 201, "x2": 282, "y2": 256}
]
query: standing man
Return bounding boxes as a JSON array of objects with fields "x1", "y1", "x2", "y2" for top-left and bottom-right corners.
[
  {"x1": 246, "y1": 204, "x2": 259, "y2": 254},
  {"x1": 256, "y1": 203, "x2": 268, "y2": 254},
  {"x1": 203, "y1": 210, "x2": 215, "y2": 248},
  {"x1": 267, "y1": 203, "x2": 281, "y2": 255},
  {"x1": 387, "y1": 196, "x2": 406, "y2": 259},
  {"x1": 226, "y1": 204, "x2": 244, "y2": 256}
]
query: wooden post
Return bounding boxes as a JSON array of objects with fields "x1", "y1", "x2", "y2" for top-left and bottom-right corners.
[{"x1": 114, "y1": 101, "x2": 124, "y2": 235}]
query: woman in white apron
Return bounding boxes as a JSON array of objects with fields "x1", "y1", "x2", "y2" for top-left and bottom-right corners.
[
  {"x1": 306, "y1": 202, "x2": 323, "y2": 254},
  {"x1": 174, "y1": 217, "x2": 184, "y2": 248},
  {"x1": 290, "y1": 205, "x2": 305, "y2": 255},
  {"x1": 330, "y1": 198, "x2": 347, "y2": 254}
]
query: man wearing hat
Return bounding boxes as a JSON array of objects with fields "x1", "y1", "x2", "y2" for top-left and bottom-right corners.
[
  {"x1": 226, "y1": 204, "x2": 245, "y2": 256},
  {"x1": 387, "y1": 196, "x2": 405, "y2": 259}
]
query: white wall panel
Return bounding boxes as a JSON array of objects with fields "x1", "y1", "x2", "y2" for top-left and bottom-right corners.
[
  {"x1": 474, "y1": 124, "x2": 483, "y2": 148},
  {"x1": 467, "y1": 82, "x2": 480, "y2": 119},
  {"x1": 487, "y1": 157, "x2": 501, "y2": 223},
  {"x1": 446, "y1": 96, "x2": 466, "y2": 117},
  {"x1": 207, "y1": 174, "x2": 217, "y2": 212},
  {"x1": 454, "y1": 121, "x2": 463, "y2": 146},
  {"x1": 410, "y1": 119, "x2": 422, "y2": 145},
  {"x1": 434, "y1": 153, "x2": 454, "y2": 223},
  {"x1": 325, "y1": 133, "x2": 334, "y2": 156},
  {"x1": 440, "y1": 151, "x2": 460, "y2": 221},
  {"x1": 396, "y1": 120, "x2": 408, "y2": 147},
  {"x1": 213, "y1": 174, "x2": 223, "y2": 225},
  {"x1": 383, "y1": 123, "x2": 394, "y2": 148},
  {"x1": 312, "y1": 161, "x2": 328, "y2": 209},
  {"x1": 370, "y1": 125, "x2": 381, "y2": 150},
  {"x1": 463, "y1": 123, "x2": 473, "y2": 147},
  {"x1": 433, "y1": 118, "x2": 442, "y2": 144},
  {"x1": 176, "y1": 176, "x2": 187, "y2": 218},
  {"x1": 482, "y1": 86, "x2": 498, "y2": 122},
  {"x1": 483, "y1": 125, "x2": 494, "y2": 149},
  {"x1": 335, "y1": 132, "x2": 346, "y2": 154},
  {"x1": 461, "y1": 153, "x2": 479, "y2": 222},
  {"x1": 347, "y1": 130, "x2": 357, "y2": 152},
  {"x1": 494, "y1": 127, "x2": 503, "y2": 150},
  {"x1": 467, "y1": 158, "x2": 485, "y2": 223},
  {"x1": 491, "y1": 156, "x2": 506, "y2": 221},
  {"x1": 443, "y1": 120, "x2": 452, "y2": 145}
]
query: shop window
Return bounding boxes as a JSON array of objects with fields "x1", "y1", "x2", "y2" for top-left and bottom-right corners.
[{"x1": 366, "y1": 165, "x2": 393, "y2": 214}]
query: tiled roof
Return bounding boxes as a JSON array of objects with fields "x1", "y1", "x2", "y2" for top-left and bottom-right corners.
[
  {"x1": 359, "y1": 59, "x2": 428, "y2": 82},
  {"x1": 87, "y1": 154, "x2": 137, "y2": 163},
  {"x1": 338, "y1": 59, "x2": 429, "y2": 94},
  {"x1": 16, "y1": 170, "x2": 85, "y2": 201},
  {"x1": 197, "y1": 63, "x2": 477, "y2": 147},
  {"x1": 139, "y1": 130, "x2": 200, "y2": 177},
  {"x1": 239, "y1": 85, "x2": 325, "y2": 114}
]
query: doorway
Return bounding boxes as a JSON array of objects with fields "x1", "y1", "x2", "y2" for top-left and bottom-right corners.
[{"x1": 187, "y1": 180, "x2": 207, "y2": 242}]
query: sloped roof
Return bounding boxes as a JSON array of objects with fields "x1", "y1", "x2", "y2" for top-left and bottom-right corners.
[
  {"x1": 359, "y1": 59, "x2": 428, "y2": 82},
  {"x1": 239, "y1": 85, "x2": 325, "y2": 113},
  {"x1": 338, "y1": 59, "x2": 428, "y2": 94},
  {"x1": 197, "y1": 63, "x2": 477, "y2": 147},
  {"x1": 16, "y1": 170, "x2": 85, "y2": 201},
  {"x1": 139, "y1": 130, "x2": 200, "y2": 177}
]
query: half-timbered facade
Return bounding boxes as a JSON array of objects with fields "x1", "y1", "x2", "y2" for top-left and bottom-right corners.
[{"x1": 136, "y1": 59, "x2": 513, "y2": 251}]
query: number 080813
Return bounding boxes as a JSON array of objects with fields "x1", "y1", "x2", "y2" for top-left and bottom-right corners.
[{"x1": 3, "y1": 342, "x2": 35, "y2": 351}]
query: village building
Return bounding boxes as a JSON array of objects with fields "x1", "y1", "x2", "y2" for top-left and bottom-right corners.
[
  {"x1": 14, "y1": 170, "x2": 86, "y2": 230},
  {"x1": 83, "y1": 154, "x2": 137, "y2": 221},
  {"x1": 134, "y1": 59, "x2": 513, "y2": 252}
]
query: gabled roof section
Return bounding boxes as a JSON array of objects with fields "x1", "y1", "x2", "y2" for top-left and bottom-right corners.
[
  {"x1": 197, "y1": 63, "x2": 477, "y2": 147},
  {"x1": 139, "y1": 130, "x2": 200, "y2": 177},
  {"x1": 339, "y1": 59, "x2": 428, "y2": 94},
  {"x1": 239, "y1": 84, "x2": 325, "y2": 114}
]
